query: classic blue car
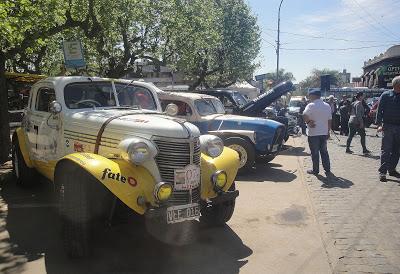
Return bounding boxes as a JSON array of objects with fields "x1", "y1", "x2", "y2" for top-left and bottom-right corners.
[{"x1": 158, "y1": 92, "x2": 286, "y2": 172}]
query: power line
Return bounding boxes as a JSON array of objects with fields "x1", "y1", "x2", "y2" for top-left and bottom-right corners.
[
  {"x1": 351, "y1": 0, "x2": 400, "y2": 40},
  {"x1": 264, "y1": 28, "x2": 400, "y2": 43},
  {"x1": 281, "y1": 44, "x2": 395, "y2": 51}
]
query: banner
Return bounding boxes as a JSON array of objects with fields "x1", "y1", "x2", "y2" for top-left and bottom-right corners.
[{"x1": 62, "y1": 40, "x2": 86, "y2": 69}]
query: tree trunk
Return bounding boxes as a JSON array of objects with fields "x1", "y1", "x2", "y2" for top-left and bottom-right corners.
[{"x1": 0, "y1": 52, "x2": 11, "y2": 164}]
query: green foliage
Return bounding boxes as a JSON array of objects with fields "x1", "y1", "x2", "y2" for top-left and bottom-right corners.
[
  {"x1": 262, "y1": 69, "x2": 295, "y2": 89},
  {"x1": 299, "y1": 68, "x2": 343, "y2": 93}
]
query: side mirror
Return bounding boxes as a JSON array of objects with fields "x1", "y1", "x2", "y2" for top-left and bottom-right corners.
[
  {"x1": 165, "y1": 103, "x2": 178, "y2": 116},
  {"x1": 49, "y1": 101, "x2": 62, "y2": 115}
]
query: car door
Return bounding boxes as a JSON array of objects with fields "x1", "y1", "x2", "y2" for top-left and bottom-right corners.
[{"x1": 28, "y1": 85, "x2": 61, "y2": 177}]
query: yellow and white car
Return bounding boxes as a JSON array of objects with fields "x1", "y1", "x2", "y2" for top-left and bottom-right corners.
[{"x1": 12, "y1": 76, "x2": 239, "y2": 257}]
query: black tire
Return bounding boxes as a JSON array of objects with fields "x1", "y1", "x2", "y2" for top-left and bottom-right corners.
[
  {"x1": 12, "y1": 136, "x2": 38, "y2": 187},
  {"x1": 224, "y1": 137, "x2": 255, "y2": 173},
  {"x1": 56, "y1": 161, "x2": 112, "y2": 258},
  {"x1": 200, "y1": 183, "x2": 236, "y2": 226}
]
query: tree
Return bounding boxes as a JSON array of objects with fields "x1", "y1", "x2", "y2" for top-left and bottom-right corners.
[
  {"x1": 176, "y1": 0, "x2": 261, "y2": 89},
  {"x1": 262, "y1": 68, "x2": 295, "y2": 89},
  {"x1": 298, "y1": 68, "x2": 343, "y2": 94}
]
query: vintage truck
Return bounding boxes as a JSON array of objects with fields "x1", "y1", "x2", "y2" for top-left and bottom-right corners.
[
  {"x1": 12, "y1": 76, "x2": 240, "y2": 257},
  {"x1": 157, "y1": 92, "x2": 286, "y2": 172}
]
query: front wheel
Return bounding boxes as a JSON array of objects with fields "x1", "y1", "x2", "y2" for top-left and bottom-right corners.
[
  {"x1": 200, "y1": 183, "x2": 236, "y2": 226},
  {"x1": 224, "y1": 137, "x2": 255, "y2": 173}
]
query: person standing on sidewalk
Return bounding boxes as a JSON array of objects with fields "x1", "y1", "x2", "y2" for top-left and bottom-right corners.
[
  {"x1": 339, "y1": 100, "x2": 351, "y2": 136},
  {"x1": 302, "y1": 89, "x2": 333, "y2": 177},
  {"x1": 346, "y1": 92, "x2": 370, "y2": 154},
  {"x1": 376, "y1": 76, "x2": 400, "y2": 182}
]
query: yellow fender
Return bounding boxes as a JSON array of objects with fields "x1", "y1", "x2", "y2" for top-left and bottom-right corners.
[
  {"x1": 15, "y1": 127, "x2": 34, "y2": 168},
  {"x1": 201, "y1": 147, "x2": 240, "y2": 199},
  {"x1": 57, "y1": 153, "x2": 156, "y2": 215}
]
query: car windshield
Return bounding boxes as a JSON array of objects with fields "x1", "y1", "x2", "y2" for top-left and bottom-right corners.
[
  {"x1": 195, "y1": 98, "x2": 225, "y2": 116},
  {"x1": 64, "y1": 82, "x2": 117, "y2": 109},
  {"x1": 289, "y1": 100, "x2": 302, "y2": 107},
  {"x1": 115, "y1": 83, "x2": 157, "y2": 110},
  {"x1": 232, "y1": 92, "x2": 248, "y2": 106}
]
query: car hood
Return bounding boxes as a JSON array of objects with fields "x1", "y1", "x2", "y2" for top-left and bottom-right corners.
[
  {"x1": 63, "y1": 109, "x2": 200, "y2": 139},
  {"x1": 239, "y1": 81, "x2": 295, "y2": 116},
  {"x1": 198, "y1": 113, "x2": 284, "y2": 133}
]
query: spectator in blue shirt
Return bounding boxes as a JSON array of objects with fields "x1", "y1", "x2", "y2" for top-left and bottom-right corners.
[{"x1": 376, "y1": 76, "x2": 400, "y2": 182}]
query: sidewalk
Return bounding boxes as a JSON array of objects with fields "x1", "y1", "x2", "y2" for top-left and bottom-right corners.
[
  {"x1": 298, "y1": 130, "x2": 400, "y2": 273},
  {"x1": 0, "y1": 161, "x2": 12, "y2": 183}
]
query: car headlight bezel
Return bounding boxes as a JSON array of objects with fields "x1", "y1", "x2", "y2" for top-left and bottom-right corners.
[
  {"x1": 153, "y1": 182, "x2": 173, "y2": 202},
  {"x1": 118, "y1": 137, "x2": 158, "y2": 165},
  {"x1": 199, "y1": 135, "x2": 224, "y2": 158},
  {"x1": 211, "y1": 170, "x2": 227, "y2": 191}
]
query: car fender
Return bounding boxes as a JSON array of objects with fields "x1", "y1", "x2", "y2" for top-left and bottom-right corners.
[
  {"x1": 14, "y1": 127, "x2": 34, "y2": 168},
  {"x1": 201, "y1": 147, "x2": 240, "y2": 199},
  {"x1": 56, "y1": 153, "x2": 156, "y2": 215},
  {"x1": 208, "y1": 130, "x2": 256, "y2": 144}
]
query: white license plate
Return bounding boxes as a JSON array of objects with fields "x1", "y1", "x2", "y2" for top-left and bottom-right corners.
[
  {"x1": 166, "y1": 203, "x2": 200, "y2": 224},
  {"x1": 174, "y1": 164, "x2": 200, "y2": 191}
]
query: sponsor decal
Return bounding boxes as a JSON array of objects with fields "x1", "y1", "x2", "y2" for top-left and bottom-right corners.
[
  {"x1": 101, "y1": 168, "x2": 137, "y2": 187},
  {"x1": 74, "y1": 141, "x2": 84, "y2": 152},
  {"x1": 65, "y1": 139, "x2": 70, "y2": 147}
]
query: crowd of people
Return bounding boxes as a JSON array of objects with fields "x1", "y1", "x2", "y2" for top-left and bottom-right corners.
[{"x1": 300, "y1": 75, "x2": 400, "y2": 182}]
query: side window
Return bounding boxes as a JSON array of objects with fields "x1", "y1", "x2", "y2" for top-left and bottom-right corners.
[
  {"x1": 221, "y1": 96, "x2": 233, "y2": 107},
  {"x1": 160, "y1": 100, "x2": 192, "y2": 116},
  {"x1": 35, "y1": 88, "x2": 56, "y2": 112}
]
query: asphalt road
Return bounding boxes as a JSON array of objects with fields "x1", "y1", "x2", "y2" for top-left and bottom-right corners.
[{"x1": 0, "y1": 138, "x2": 331, "y2": 274}]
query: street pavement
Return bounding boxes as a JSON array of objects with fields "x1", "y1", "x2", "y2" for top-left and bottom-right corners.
[
  {"x1": 0, "y1": 131, "x2": 399, "y2": 274},
  {"x1": 301, "y1": 128, "x2": 400, "y2": 273},
  {"x1": 0, "y1": 138, "x2": 331, "y2": 274}
]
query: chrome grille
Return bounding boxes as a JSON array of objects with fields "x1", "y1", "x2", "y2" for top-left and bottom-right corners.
[{"x1": 153, "y1": 137, "x2": 201, "y2": 205}]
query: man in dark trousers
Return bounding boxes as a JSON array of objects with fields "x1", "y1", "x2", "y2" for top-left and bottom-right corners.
[
  {"x1": 376, "y1": 76, "x2": 400, "y2": 182},
  {"x1": 346, "y1": 92, "x2": 370, "y2": 154},
  {"x1": 303, "y1": 89, "x2": 333, "y2": 177},
  {"x1": 339, "y1": 100, "x2": 351, "y2": 136}
]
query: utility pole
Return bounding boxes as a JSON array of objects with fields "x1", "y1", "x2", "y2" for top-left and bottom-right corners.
[{"x1": 276, "y1": 0, "x2": 284, "y2": 83}]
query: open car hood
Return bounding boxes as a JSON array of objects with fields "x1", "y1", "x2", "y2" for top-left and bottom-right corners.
[{"x1": 239, "y1": 81, "x2": 295, "y2": 116}]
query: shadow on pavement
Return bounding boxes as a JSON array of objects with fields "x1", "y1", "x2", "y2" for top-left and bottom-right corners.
[
  {"x1": 0, "y1": 177, "x2": 252, "y2": 274},
  {"x1": 237, "y1": 163, "x2": 297, "y2": 183},
  {"x1": 279, "y1": 146, "x2": 310, "y2": 157},
  {"x1": 315, "y1": 175, "x2": 354, "y2": 189}
]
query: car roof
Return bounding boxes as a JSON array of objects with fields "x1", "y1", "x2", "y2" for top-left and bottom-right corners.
[
  {"x1": 200, "y1": 89, "x2": 238, "y2": 94},
  {"x1": 158, "y1": 91, "x2": 218, "y2": 101}
]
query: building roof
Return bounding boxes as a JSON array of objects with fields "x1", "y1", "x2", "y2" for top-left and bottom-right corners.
[{"x1": 364, "y1": 45, "x2": 400, "y2": 68}]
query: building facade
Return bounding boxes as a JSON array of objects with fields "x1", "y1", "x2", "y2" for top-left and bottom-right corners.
[{"x1": 362, "y1": 45, "x2": 400, "y2": 89}]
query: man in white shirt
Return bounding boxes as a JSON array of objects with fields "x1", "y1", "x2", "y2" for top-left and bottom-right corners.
[{"x1": 302, "y1": 89, "x2": 333, "y2": 177}]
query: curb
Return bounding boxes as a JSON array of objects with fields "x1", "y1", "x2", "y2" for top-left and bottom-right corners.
[{"x1": 0, "y1": 161, "x2": 12, "y2": 185}]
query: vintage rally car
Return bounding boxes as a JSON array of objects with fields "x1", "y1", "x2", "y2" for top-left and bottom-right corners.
[
  {"x1": 157, "y1": 91, "x2": 286, "y2": 172},
  {"x1": 12, "y1": 76, "x2": 240, "y2": 257},
  {"x1": 195, "y1": 82, "x2": 296, "y2": 141}
]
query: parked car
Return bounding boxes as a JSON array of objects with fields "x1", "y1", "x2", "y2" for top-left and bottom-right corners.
[
  {"x1": 12, "y1": 76, "x2": 240, "y2": 257},
  {"x1": 195, "y1": 82, "x2": 295, "y2": 141},
  {"x1": 157, "y1": 91, "x2": 286, "y2": 172}
]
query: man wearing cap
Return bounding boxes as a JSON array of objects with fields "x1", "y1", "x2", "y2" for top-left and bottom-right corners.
[
  {"x1": 303, "y1": 89, "x2": 333, "y2": 177},
  {"x1": 376, "y1": 76, "x2": 400, "y2": 182}
]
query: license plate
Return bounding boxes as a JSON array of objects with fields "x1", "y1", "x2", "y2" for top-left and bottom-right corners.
[
  {"x1": 166, "y1": 203, "x2": 200, "y2": 224},
  {"x1": 174, "y1": 164, "x2": 200, "y2": 191}
]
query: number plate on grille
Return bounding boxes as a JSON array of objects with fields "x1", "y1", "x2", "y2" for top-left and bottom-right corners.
[
  {"x1": 166, "y1": 203, "x2": 200, "y2": 224},
  {"x1": 174, "y1": 164, "x2": 200, "y2": 191}
]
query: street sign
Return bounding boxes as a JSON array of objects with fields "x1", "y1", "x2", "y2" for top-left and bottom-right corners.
[{"x1": 62, "y1": 40, "x2": 86, "y2": 69}]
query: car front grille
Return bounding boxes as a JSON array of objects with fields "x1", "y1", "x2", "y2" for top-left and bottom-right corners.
[{"x1": 152, "y1": 137, "x2": 201, "y2": 205}]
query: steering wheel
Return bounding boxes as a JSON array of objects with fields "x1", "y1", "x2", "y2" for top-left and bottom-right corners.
[{"x1": 76, "y1": 99, "x2": 102, "y2": 107}]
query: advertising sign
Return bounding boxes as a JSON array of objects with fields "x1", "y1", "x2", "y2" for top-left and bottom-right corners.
[
  {"x1": 62, "y1": 40, "x2": 86, "y2": 69},
  {"x1": 378, "y1": 63, "x2": 400, "y2": 88}
]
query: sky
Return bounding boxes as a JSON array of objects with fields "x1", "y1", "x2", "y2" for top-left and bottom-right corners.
[{"x1": 246, "y1": 0, "x2": 400, "y2": 83}]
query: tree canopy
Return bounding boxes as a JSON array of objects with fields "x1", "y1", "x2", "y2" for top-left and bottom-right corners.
[
  {"x1": 0, "y1": 0, "x2": 261, "y2": 163},
  {"x1": 298, "y1": 68, "x2": 344, "y2": 94}
]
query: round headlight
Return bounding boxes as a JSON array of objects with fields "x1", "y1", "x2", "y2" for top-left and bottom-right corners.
[
  {"x1": 154, "y1": 182, "x2": 173, "y2": 202},
  {"x1": 128, "y1": 142, "x2": 151, "y2": 164},
  {"x1": 200, "y1": 135, "x2": 224, "y2": 158},
  {"x1": 211, "y1": 170, "x2": 227, "y2": 190}
]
